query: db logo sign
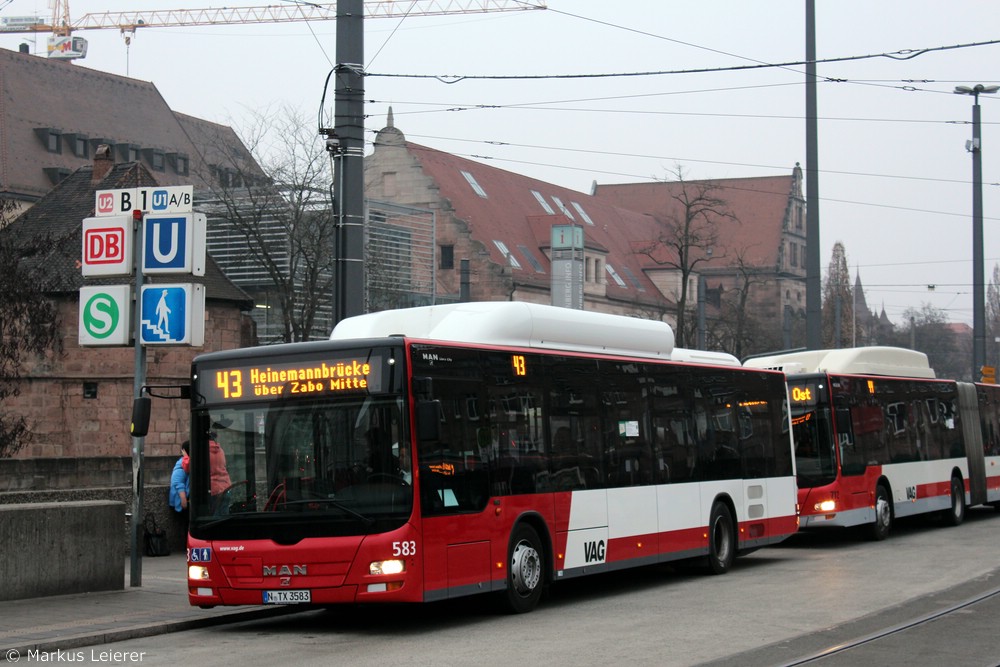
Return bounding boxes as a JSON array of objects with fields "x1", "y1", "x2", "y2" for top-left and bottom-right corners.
[
  {"x1": 84, "y1": 227, "x2": 125, "y2": 264},
  {"x1": 81, "y1": 216, "x2": 132, "y2": 277},
  {"x1": 97, "y1": 191, "x2": 115, "y2": 214}
]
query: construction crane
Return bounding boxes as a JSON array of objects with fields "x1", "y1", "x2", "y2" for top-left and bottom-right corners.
[{"x1": 0, "y1": 0, "x2": 546, "y2": 60}]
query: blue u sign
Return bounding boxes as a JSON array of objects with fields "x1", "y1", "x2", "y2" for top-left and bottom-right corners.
[{"x1": 143, "y1": 214, "x2": 190, "y2": 273}]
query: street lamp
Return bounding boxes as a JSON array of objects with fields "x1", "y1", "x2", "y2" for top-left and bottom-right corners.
[{"x1": 954, "y1": 83, "x2": 999, "y2": 380}]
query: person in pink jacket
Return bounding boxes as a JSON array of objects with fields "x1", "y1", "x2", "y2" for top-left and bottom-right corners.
[{"x1": 208, "y1": 431, "x2": 233, "y2": 514}]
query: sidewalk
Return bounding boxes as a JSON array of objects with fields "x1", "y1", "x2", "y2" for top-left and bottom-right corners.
[{"x1": 0, "y1": 554, "x2": 298, "y2": 658}]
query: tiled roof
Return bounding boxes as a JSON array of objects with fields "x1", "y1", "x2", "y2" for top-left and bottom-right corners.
[
  {"x1": 593, "y1": 175, "x2": 798, "y2": 269},
  {"x1": 0, "y1": 48, "x2": 239, "y2": 199},
  {"x1": 403, "y1": 141, "x2": 674, "y2": 304},
  {"x1": 2, "y1": 160, "x2": 253, "y2": 307}
]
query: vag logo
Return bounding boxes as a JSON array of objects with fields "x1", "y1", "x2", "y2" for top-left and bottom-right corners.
[
  {"x1": 584, "y1": 540, "x2": 606, "y2": 563},
  {"x1": 263, "y1": 564, "x2": 307, "y2": 576}
]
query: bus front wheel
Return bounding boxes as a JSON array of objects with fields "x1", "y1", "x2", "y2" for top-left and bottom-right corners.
[
  {"x1": 501, "y1": 523, "x2": 544, "y2": 614},
  {"x1": 707, "y1": 502, "x2": 735, "y2": 575},
  {"x1": 867, "y1": 484, "x2": 892, "y2": 541}
]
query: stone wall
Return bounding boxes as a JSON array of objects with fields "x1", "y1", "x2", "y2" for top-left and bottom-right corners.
[
  {"x1": 0, "y1": 501, "x2": 126, "y2": 600},
  {"x1": 0, "y1": 455, "x2": 189, "y2": 555}
]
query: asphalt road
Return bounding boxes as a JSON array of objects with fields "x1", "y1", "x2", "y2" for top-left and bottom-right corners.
[{"x1": 64, "y1": 507, "x2": 1000, "y2": 667}]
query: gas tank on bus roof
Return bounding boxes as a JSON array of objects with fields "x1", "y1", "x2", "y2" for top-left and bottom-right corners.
[
  {"x1": 331, "y1": 302, "x2": 677, "y2": 360},
  {"x1": 745, "y1": 346, "x2": 936, "y2": 379}
]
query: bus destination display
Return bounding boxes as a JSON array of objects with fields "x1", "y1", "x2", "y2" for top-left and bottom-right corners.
[{"x1": 202, "y1": 356, "x2": 382, "y2": 402}]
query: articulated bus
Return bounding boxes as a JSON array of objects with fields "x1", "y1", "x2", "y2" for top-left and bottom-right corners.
[
  {"x1": 184, "y1": 302, "x2": 799, "y2": 613},
  {"x1": 745, "y1": 347, "x2": 1000, "y2": 540}
]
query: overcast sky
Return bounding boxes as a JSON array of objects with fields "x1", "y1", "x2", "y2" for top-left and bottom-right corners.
[{"x1": 4, "y1": 1, "x2": 999, "y2": 329}]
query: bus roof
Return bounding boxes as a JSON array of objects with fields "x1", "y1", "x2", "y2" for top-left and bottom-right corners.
[
  {"x1": 744, "y1": 346, "x2": 936, "y2": 379},
  {"x1": 331, "y1": 302, "x2": 695, "y2": 361}
]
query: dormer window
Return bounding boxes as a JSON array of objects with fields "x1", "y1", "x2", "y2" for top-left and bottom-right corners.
[
  {"x1": 34, "y1": 127, "x2": 61, "y2": 154},
  {"x1": 42, "y1": 166, "x2": 71, "y2": 184},
  {"x1": 168, "y1": 152, "x2": 190, "y2": 176},
  {"x1": 531, "y1": 190, "x2": 555, "y2": 214},
  {"x1": 461, "y1": 170, "x2": 488, "y2": 198},
  {"x1": 551, "y1": 196, "x2": 575, "y2": 221},
  {"x1": 606, "y1": 264, "x2": 627, "y2": 288},
  {"x1": 493, "y1": 240, "x2": 521, "y2": 268},
  {"x1": 116, "y1": 143, "x2": 140, "y2": 162},
  {"x1": 571, "y1": 201, "x2": 595, "y2": 225},
  {"x1": 63, "y1": 133, "x2": 88, "y2": 158}
]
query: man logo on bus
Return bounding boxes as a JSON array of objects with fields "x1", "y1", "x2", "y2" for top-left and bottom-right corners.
[{"x1": 263, "y1": 564, "x2": 307, "y2": 577}]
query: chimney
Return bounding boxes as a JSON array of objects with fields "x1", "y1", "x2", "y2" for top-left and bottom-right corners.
[{"x1": 92, "y1": 144, "x2": 113, "y2": 183}]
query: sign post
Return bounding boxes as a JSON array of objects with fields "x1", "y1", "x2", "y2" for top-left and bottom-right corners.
[
  {"x1": 80, "y1": 185, "x2": 203, "y2": 588},
  {"x1": 550, "y1": 224, "x2": 584, "y2": 310}
]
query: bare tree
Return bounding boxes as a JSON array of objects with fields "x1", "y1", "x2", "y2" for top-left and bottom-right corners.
[
  {"x1": 988, "y1": 263, "x2": 1000, "y2": 368},
  {"x1": 719, "y1": 247, "x2": 773, "y2": 359},
  {"x1": 821, "y1": 241, "x2": 857, "y2": 348},
  {"x1": 201, "y1": 105, "x2": 337, "y2": 342},
  {"x1": 635, "y1": 167, "x2": 736, "y2": 347},
  {"x1": 887, "y1": 304, "x2": 966, "y2": 381},
  {"x1": 0, "y1": 199, "x2": 63, "y2": 456}
]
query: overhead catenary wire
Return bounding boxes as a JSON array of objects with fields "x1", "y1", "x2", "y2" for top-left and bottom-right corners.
[{"x1": 365, "y1": 39, "x2": 1000, "y2": 83}]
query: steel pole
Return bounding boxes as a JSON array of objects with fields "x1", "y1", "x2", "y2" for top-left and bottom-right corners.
[{"x1": 972, "y1": 96, "x2": 986, "y2": 379}]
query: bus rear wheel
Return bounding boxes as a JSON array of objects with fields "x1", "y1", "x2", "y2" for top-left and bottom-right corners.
[
  {"x1": 867, "y1": 484, "x2": 892, "y2": 541},
  {"x1": 707, "y1": 502, "x2": 735, "y2": 575},
  {"x1": 941, "y1": 475, "x2": 965, "y2": 527},
  {"x1": 501, "y1": 523, "x2": 544, "y2": 614}
]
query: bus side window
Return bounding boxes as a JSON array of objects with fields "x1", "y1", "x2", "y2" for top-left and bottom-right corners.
[{"x1": 838, "y1": 406, "x2": 866, "y2": 476}]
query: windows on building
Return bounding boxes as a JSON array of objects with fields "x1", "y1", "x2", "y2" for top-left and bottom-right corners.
[
  {"x1": 34, "y1": 128, "x2": 61, "y2": 154},
  {"x1": 440, "y1": 244, "x2": 454, "y2": 270},
  {"x1": 461, "y1": 170, "x2": 488, "y2": 198}
]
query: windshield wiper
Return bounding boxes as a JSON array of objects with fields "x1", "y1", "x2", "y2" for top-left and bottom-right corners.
[
  {"x1": 198, "y1": 514, "x2": 240, "y2": 530},
  {"x1": 280, "y1": 498, "x2": 375, "y2": 525}
]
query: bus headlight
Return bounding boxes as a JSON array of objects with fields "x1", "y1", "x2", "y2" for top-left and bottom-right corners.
[
  {"x1": 814, "y1": 499, "x2": 837, "y2": 513},
  {"x1": 188, "y1": 565, "x2": 210, "y2": 580},
  {"x1": 370, "y1": 559, "x2": 406, "y2": 576}
]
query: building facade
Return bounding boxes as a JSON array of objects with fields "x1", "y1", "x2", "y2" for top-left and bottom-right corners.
[{"x1": 364, "y1": 116, "x2": 808, "y2": 352}]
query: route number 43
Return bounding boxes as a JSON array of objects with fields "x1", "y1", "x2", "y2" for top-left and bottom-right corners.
[{"x1": 392, "y1": 541, "x2": 417, "y2": 557}]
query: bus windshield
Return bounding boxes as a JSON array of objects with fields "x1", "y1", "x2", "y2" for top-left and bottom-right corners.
[
  {"x1": 788, "y1": 379, "x2": 837, "y2": 487},
  {"x1": 189, "y1": 395, "x2": 411, "y2": 540}
]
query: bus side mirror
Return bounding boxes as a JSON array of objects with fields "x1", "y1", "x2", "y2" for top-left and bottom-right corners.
[
  {"x1": 130, "y1": 396, "x2": 151, "y2": 437},
  {"x1": 415, "y1": 400, "x2": 442, "y2": 443}
]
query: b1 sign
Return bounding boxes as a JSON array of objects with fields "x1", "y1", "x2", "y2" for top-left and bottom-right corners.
[{"x1": 95, "y1": 186, "x2": 194, "y2": 217}]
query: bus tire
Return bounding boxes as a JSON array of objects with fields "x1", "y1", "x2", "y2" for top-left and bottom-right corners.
[
  {"x1": 867, "y1": 484, "x2": 892, "y2": 541},
  {"x1": 941, "y1": 475, "x2": 965, "y2": 527},
  {"x1": 501, "y1": 523, "x2": 544, "y2": 614},
  {"x1": 707, "y1": 501, "x2": 735, "y2": 575}
]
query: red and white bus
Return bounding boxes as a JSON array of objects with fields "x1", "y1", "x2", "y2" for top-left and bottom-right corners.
[
  {"x1": 745, "y1": 347, "x2": 1000, "y2": 540},
  {"x1": 185, "y1": 302, "x2": 799, "y2": 612}
]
